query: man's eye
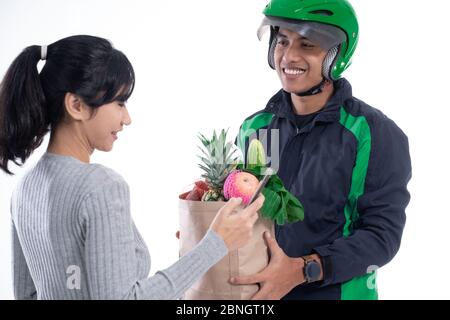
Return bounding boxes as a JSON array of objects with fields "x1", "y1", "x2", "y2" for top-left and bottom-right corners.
[
  {"x1": 118, "y1": 102, "x2": 126, "y2": 108},
  {"x1": 302, "y1": 42, "x2": 315, "y2": 48},
  {"x1": 276, "y1": 39, "x2": 288, "y2": 46}
]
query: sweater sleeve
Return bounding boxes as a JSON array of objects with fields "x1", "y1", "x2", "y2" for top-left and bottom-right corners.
[
  {"x1": 80, "y1": 178, "x2": 228, "y2": 300},
  {"x1": 12, "y1": 222, "x2": 37, "y2": 300},
  {"x1": 313, "y1": 117, "x2": 412, "y2": 285}
]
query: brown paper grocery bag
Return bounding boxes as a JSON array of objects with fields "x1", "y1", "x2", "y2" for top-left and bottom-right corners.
[{"x1": 179, "y1": 199, "x2": 274, "y2": 300}]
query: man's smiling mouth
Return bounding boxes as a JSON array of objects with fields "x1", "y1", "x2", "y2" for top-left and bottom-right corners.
[{"x1": 283, "y1": 67, "x2": 306, "y2": 75}]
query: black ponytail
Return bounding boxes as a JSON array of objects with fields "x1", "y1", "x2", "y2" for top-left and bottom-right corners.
[
  {"x1": 0, "y1": 35, "x2": 135, "y2": 174},
  {"x1": 0, "y1": 46, "x2": 47, "y2": 175}
]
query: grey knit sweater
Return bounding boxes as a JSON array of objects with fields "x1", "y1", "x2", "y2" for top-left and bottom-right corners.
[{"x1": 11, "y1": 152, "x2": 227, "y2": 300}]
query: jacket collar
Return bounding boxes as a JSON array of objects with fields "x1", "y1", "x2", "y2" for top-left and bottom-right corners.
[{"x1": 265, "y1": 78, "x2": 353, "y2": 126}]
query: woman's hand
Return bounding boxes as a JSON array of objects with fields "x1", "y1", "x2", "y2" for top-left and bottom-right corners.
[{"x1": 210, "y1": 196, "x2": 264, "y2": 251}]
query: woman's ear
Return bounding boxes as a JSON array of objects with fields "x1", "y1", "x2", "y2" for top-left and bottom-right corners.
[{"x1": 64, "y1": 92, "x2": 91, "y2": 121}]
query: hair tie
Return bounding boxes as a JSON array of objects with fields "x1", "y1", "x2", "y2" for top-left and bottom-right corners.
[{"x1": 41, "y1": 45, "x2": 47, "y2": 60}]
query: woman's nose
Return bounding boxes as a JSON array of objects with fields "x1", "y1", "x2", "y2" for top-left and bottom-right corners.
[{"x1": 122, "y1": 107, "x2": 132, "y2": 126}]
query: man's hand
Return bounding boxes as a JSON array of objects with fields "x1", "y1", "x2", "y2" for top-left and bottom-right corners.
[{"x1": 229, "y1": 231, "x2": 305, "y2": 300}]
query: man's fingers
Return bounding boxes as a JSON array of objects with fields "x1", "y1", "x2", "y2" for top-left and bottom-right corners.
[
  {"x1": 264, "y1": 231, "x2": 281, "y2": 254},
  {"x1": 230, "y1": 272, "x2": 263, "y2": 285},
  {"x1": 250, "y1": 285, "x2": 271, "y2": 300}
]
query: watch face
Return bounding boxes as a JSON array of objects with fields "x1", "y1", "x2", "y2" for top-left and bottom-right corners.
[{"x1": 305, "y1": 261, "x2": 321, "y2": 282}]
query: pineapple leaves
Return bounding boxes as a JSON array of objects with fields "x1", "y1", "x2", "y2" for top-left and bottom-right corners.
[{"x1": 197, "y1": 129, "x2": 241, "y2": 195}]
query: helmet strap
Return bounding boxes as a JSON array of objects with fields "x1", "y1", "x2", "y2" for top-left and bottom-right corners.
[{"x1": 294, "y1": 78, "x2": 327, "y2": 97}]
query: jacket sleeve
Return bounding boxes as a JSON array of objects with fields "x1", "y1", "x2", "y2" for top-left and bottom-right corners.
[
  {"x1": 12, "y1": 222, "x2": 37, "y2": 300},
  {"x1": 313, "y1": 116, "x2": 412, "y2": 285}
]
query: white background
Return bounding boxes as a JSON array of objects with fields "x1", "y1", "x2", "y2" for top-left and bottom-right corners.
[{"x1": 1, "y1": 0, "x2": 449, "y2": 300}]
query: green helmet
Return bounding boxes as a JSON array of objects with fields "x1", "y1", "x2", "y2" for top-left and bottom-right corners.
[{"x1": 259, "y1": 0, "x2": 359, "y2": 80}]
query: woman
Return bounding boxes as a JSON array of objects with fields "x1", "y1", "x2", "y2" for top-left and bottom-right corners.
[{"x1": 0, "y1": 35, "x2": 263, "y2": 300}]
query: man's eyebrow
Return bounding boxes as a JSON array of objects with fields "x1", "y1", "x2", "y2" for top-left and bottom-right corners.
[{"x1": 277, "y1": 32, "x2": 309, "y2": 40}]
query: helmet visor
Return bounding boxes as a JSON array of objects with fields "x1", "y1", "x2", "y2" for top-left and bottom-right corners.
[{"x1": 257, "y1": 16, "x2": 346, "y2": 51}]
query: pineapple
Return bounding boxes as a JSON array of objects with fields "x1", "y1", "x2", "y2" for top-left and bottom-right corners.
[{"x1": 197, "y1": 129, "x2": 240, "y2": 201}]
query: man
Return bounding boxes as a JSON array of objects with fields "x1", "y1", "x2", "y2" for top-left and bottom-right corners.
[{"x1": 232, "y1": 0, "x2": 412, "y2": 300}]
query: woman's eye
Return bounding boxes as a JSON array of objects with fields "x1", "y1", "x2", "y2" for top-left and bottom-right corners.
[{"x1": 118, "y1": 102, "x2": 126, "y2": 108}]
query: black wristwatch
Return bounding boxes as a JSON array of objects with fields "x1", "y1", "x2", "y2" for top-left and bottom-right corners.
[{"x1": 301, "y1": 256, "x2": 321, "y2": 283}]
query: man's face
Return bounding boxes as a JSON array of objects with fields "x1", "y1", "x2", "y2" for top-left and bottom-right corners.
[{"x1": 274, "y1": 28, "x2": 327, "y2": 93}]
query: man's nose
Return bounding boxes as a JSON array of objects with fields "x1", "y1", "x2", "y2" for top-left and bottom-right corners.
[{"x1": 282, "y1": 43, "x2": 302, "y2": 63}]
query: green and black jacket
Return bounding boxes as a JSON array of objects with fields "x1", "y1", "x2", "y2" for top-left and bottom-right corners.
[{"x1": 237, "y1": 78, "x2": 411, "y2": 300}]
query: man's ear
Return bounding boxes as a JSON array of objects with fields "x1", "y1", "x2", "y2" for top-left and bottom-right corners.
[{"x1": 64, "y1": 92, "x2": 91, "y2": 121}]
